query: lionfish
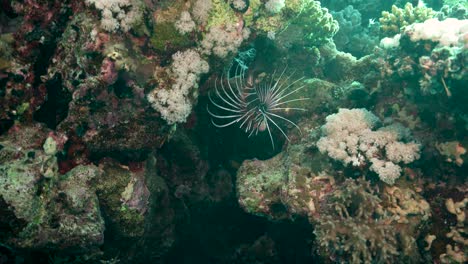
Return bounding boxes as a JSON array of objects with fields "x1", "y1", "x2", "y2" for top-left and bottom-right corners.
[{"x1": 207, "y1": 63, "x2": 308, "y2": 149}]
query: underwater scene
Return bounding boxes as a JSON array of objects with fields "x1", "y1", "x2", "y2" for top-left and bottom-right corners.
[{"x1": 0, "y1": 0, "x2": 467, "y2": 263}]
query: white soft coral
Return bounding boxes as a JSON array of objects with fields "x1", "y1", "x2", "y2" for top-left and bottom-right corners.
[
  {"x1": 192, "y1": 0, "x2": 212, "y2": 25},
  {"x1": 201, "y1": 24, "x2": 250, "y2": 58},
  {"x1": 406, "y1": 18, "x2": 468, "y2": 47},
  {"x1": 265, "y1": 0, "x2": 285, "y2": 14},
  {"x1": 317, "y1": 108, "x2": 421, "y2": 185},
  {"x1": 85, "y1": 0, "x2": 143, "y2": 33},
  {"x1": 147, "y1": 49, "x2": 209, "y2": 124},
  {"x1": 175, "y1": 11, "x2": 196, "y2": 34}
]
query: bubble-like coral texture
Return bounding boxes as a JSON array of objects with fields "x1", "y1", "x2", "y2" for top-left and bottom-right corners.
[
  {"x1": 265, "y1": 0, "x2": 285, "y2": 14},
  {"x1": 147, "y1": 49, "x2": 209, "y2": 124},
  {"x1": 200, "y1": 24, "x2": 250, "y2": 58},
  {"x1": 317, "y1": 108, "x2": 420, "y2": 184},
  {"x1": 85, "y1": 0, "x2": 144, "y2": 32},
  {"x1": 192, "y1": 0, "x2": 213, "y2": 25},
  {"x1": 405, "y1": 18, "x2": 468, "y2": 47},
  {"x1": 175, "y1": 11, "x2": 196, "y2": 34}
]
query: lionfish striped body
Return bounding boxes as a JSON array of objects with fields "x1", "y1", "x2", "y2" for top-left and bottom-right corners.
[{"x1": 207, "y1": 65, "x2": 308, "y2": 149}]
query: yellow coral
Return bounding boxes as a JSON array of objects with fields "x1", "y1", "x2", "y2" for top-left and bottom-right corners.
[
  {"x1": 379, "y1": 3, "x2": 435, "y2": 37},
  {"x1": 436, "y1": 141, "x2": 467, "y2": 166}
]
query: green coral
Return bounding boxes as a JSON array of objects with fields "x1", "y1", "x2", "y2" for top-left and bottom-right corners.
[
  {"x1": 15, "y1": 102, "x2": 30, "y2": 117},
  {"x1": 150, "y1": 22, "x2": 192, "y2": 53},
  {"x1": 273, "y1": 0, "x2": 338, "y2": 48},
  {"x1": 207, "y1": 0, "x2": 238, "y2": 29},
  {"x1": 248, "y1": 0, "x2": 336, "y2": 46},
  {"x1": 298, "y1": 1, "x2": 338, "y2": 47},
  {"x1": 253, "y1": 15, "x2": 285, "y2": 33},
  {"x1": 379, "y1": 3, "x2": 435, "y2": 37},
  {"x1": 249, "y1": 0, "x2": 304, "y2": 33},
  {"x1": 243, "y1": 0, "x2": 262, "y2": 27}
]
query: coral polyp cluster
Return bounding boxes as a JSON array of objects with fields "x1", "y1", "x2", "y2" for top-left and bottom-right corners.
[{"x1": 316, "y1": 108, "x2": 421, "y2": 185}]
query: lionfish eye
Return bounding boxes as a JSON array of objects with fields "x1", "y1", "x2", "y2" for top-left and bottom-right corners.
[{"x1": 207, "y1": 63, "x2": 308, "y2": 149}]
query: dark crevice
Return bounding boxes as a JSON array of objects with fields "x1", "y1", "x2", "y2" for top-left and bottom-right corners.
[
  {"x1": 113, "y1": 72, "x2": 134, "y2": 98},
  {"x1": 0, "y1": 119, "x2": 13, "y2": 135},
  {"x1": 33, "y1": 73, "x2": 71, "y2": 129},
  {"x1": 29, "y1": 4, "x2": 72, "y2": 129}
]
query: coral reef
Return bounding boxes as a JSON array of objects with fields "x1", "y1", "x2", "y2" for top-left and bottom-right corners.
[
  {"x1": 0, "y1": 33, "x2": 13, "y2": 70},
  {"x1": 443, "y1": 0, "x2": 468, "y2": 9},
  {"x1": 438, "y1": 2, "x2": 468, "y2": 20},
  {"x1": 236, "y1": 109, "x2": 430, "y2": 262},
  {"x1": 285, "y1": 0, "x2": 339, "y2": 48},
  {"x1": 440, "y1": 196, "x2": 467, "y2": 263},
  {"x1": 379, "y1": 3, "x2": 436, "y2": 37},
  {"x1": 436, "y1": 141, "x2": 467, "y2": 166},
  {"x1": 379, "y1": 17, "x2": 468, "y2": 98},
  {"x1": 93, "y1": 156, "x2": 178, "y2": 263},
  {"x1": 84, "y1": 0, "x2": 145, "y2": 33},
  {"x1": 424, "y1": 184, "x2": 467, "y2": 264},
  {"x1": 147, "y1": 49, "x2": 209, "y2": 124},
  {"x1": 315, "y1": 178, "x2": 430, "y2": 263},
  {"x1": 0, "y1": 0, "x2": 467, "y2": 263},
  {"x1": 0, "y1": 124, "x2": 104, "y2": 252},
  {"x1": 317, "y1": 108, "x2": 420, "y2": 185},
  {"x1": 331, "y1": 5, "x2": 379, "y2": 57},
  {"x1": 321, "y1": 0, "x2": 391, "y2": 22}
]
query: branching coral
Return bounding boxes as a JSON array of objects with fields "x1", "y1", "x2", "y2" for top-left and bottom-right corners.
[
  {"x1": 436, "y1": 141, "x2": 467, "y2": 166},
  {"x1": 316, "y1": 108, "x2": 421, "y2": 185},
  {"x1": 315, "y1": 178, "x2": 430, "y2": 263},
  {"x1": 440, "y1": 196, "x2": 468, "y2": 263},
  {"x1": 315, "y1": 178, "x2": 399, "y2": 263},
  {"x1": 379, "y1": 3, "x2": 435, "y2": 37}
]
